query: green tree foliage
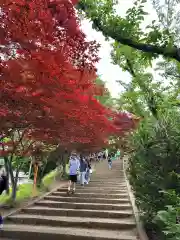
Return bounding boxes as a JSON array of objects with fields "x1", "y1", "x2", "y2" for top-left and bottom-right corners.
[
  {"x1": 95, "y1": 76, "x2": 114, "y2": 107},
  {"x1": 115, "y1": 52, "x2": 180, "y2": 239},
  {"x1": 128, "y1": 109, "x2": 180, "y2": 239},
  {"x1": 79, "y1": 1, "x2": 180, "y2": 238},
  {"x1": 154, "y1": 193, "x2": 180, "y2": 240},
  {"x1": 78, "y1": 0, "x2": 180, "y2": 62}
]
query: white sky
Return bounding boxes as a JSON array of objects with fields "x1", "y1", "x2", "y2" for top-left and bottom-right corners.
[{"x1": 81, "y1": 0, "x2": 157, "y2": 97}]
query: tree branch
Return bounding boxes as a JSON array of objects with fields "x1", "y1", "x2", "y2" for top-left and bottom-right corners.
[
  {"x1": 125, "y1": 58, "x2": 159, "y2": 118},
  {"x1": 78, "y1": 1, "x2": 180, "y2": 63}
]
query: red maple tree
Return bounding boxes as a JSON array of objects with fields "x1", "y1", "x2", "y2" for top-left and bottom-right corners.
[
  {"x1": 0, "y1": 0, "x2": 99, "y2": 133},
  {"x1": 0, "y1": 0, "x2": 139, "y2": 200},
  {"x1": 0, "y1": 0, "x2": 100, "y2": 198},
  {"x1": 113, "y1": 112, "x2": 141, "y2": 135}
]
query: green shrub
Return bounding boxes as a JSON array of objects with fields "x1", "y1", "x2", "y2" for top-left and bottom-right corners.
[
  {"x1": 128, "y1": 109, "x2": 180, "y2": 226},
  {"x1": 42, "y1": 169, "x2": 59, "y2": 189},
  {"x1": 0, "y1": 183, "x2": 39, "y2": 206},
  {"x1": 0, "y1": 167, "x2": 64, "y2": 206},
  {"x1": 155, "y1": 202, "x2": 180, "y2": 240}
]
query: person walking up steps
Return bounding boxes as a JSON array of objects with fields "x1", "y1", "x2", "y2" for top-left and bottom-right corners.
[
  {"x1": 105, "y1": 148, "x2": 109, "y2": 160},
  {"x1": 67, "y1": 151, "x2": 80, "y2": 194},
  {"x1": 108, "y1": 154, "x2": 112, "y2": 170},
  {"x1": 116, "y1": 149, "x2": 121, "y2": 160},
  {"x1": 79, "y1": 154, "x2": 87, "y2": 186},
  {"x1": 97, "y1": 152, "x2": 102, "y2": 162},
  {"x1": 85, "y1": 159, "x2": 92, "y2": 184}
]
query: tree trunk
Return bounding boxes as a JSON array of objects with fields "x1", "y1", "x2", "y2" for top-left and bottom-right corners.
[
  {"x1": 11, "y1": 181, "x2": 17, "y2": 201},
  {"x1": 33, "y1": 164, "x2": 39, "y2": 196},
  {"x1": 11, "y1": 166, "x2": 20, "y2": 201},
  {"x1": 8, "y1": 160, "x2": 15, "y2": 187},
  {"x1": 37, "y1": 159, "x2": 47, "y2": 186},
  {"x1": 28, "y1": 160, "x2": 33, "y2": 180}
]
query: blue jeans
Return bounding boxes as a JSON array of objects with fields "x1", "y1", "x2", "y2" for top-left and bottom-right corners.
[{"x1": 80, "y1": 172, "x2": 86, "y2": 185}]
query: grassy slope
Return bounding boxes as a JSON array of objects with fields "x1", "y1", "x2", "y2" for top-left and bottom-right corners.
[{"x1": 0, "y1": 168, "x2": 62, "y2": 205}]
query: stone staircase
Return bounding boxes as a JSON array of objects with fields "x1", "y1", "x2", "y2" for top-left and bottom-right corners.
[{"x1": 0, "y1": 160, "x2": 139, "y2": 240}]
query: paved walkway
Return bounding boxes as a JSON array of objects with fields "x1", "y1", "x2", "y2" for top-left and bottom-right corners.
[{"x1": 0, "y1": 160, "x2": 138, "y2": 240}]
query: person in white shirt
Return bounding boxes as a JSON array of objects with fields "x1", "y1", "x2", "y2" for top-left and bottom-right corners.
[{"x1": 67, "y1": 152, "x2": 80, "y2": 194}]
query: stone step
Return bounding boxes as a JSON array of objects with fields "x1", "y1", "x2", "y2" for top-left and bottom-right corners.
[
  {"x1": 89, "y1": 181, "x2": 126, "y2": 184},
  {"x1": 0, "y1": 224, "x2": 137, "y2": 240},
  {"x1": 35, "y1": 200, "x2": 132, "y2": 211},
  {"x1": 92, "y1": 178, "x2": 125, "y2": 180},
  {"x1": 89, "y1": 183, "x2": 126, "y2": 186},
  {"x1": 94, "y1": 171, "x2": 123, "y2": 172},
  {"x1": 79, "y1": 183, "x2": 127, "y2": 187},
  {"x1": 44, "y1": 195, "x2": 130, "y2": 204},
  {"x1": 83, "y1": 186, "x2": 127, "y2": 190},
  {"x1": 58, "y1": 188, "x2": 128, "y2": 193},
  {"x1": 22, "y1": 206, "x2": 133, "y2": 218},
  {"x1": 93, "y1": 174, "x2": 124, "y2": 177},
  {"x1": 87, "y1": 181, "x2": 125, "y2": 183},
  {"x1": 91, "y1": 173, "x2": 124, "y2": 176},
  {"x1": 61, "y1": 185, "x2": 127, "y2": 189},
  {"x1": 88, "y1": 182, "x2": 126, "y2": 185},
  {"x1": 92, "y1": 175, "x2": 124, "y2": 177},
  {"x1": 90, "y1": 175, "x2": 124, "y2": 176},
  {"x1": 86, "y1": 184, "x2": 127, "y2": 187},
  {"x1": 52, "y1": 191, "x2": 129, "y2": 199},
  {"x1": 8, "y1": 214, "x2": 136, "y2": 230},
  {"x1": 91, "y1": 176, "x2": 125, "y2": 178},
  {"x1": 93, "y1": 173, "x2": 124, "y2": 175}
]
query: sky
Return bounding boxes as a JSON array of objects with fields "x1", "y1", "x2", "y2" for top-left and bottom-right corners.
[{"x1": 81, "y1": 0, "x2": 157, "y2": 97}]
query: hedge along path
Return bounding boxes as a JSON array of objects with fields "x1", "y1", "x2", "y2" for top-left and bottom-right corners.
[{"x1": 0, "y1": 159, "x2": 143, "y2": 240}]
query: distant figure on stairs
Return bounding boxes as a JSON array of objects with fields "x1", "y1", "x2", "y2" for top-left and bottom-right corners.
[
  {"x1": 67, "y1": 151, "x2": 80, "y2": 194},
  {"x1": 97, "y1": 151, "x2": 103, "y2": 162},
  {"x1": 105, "y1": 148, "x2": 109, "y2": 160},
  {"x1": 85, "y1": 159, "x2": 92, "y2": 184},
  {"x1": 79, "y1": 154, "x2": 88, "y2": 186},
  {"x1": 108, "y1": 154, "x2": 113, "y2": 170},
  {"x1": 102, "y1": 151, "x2": 106, "y2": 161},
  {"x1": 116, "y1": 149, "x2": 121, "y2": 160}
]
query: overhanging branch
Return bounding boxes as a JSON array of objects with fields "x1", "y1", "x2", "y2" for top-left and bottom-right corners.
[{"x1": 78, "y1": 1, "x2": 180, "y2": 63}]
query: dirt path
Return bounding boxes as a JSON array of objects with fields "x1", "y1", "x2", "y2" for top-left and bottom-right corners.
[{"x1": 0, "y1": 160, "x2": 139, "y2": 240}]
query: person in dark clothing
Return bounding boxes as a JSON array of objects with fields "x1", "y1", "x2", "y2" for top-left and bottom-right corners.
[
  {"x1": 85, "y1": 160, "x2": 92, "y2": 184},
  {"x1": 0, "y1": 166, "x2": 7, "y2": 228},
  {"x1": 108, "y1": 154, "x2": 113, "y2": 170},
  {"x1": 87, "y1": 160, "x2": 91, "y2": 170},
  {"x1": 79, "y1": 155, "x2": 88, "y2": 186},
  {"x1": 0, "y1": 175, "x2": 7, "y2": 195}
]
